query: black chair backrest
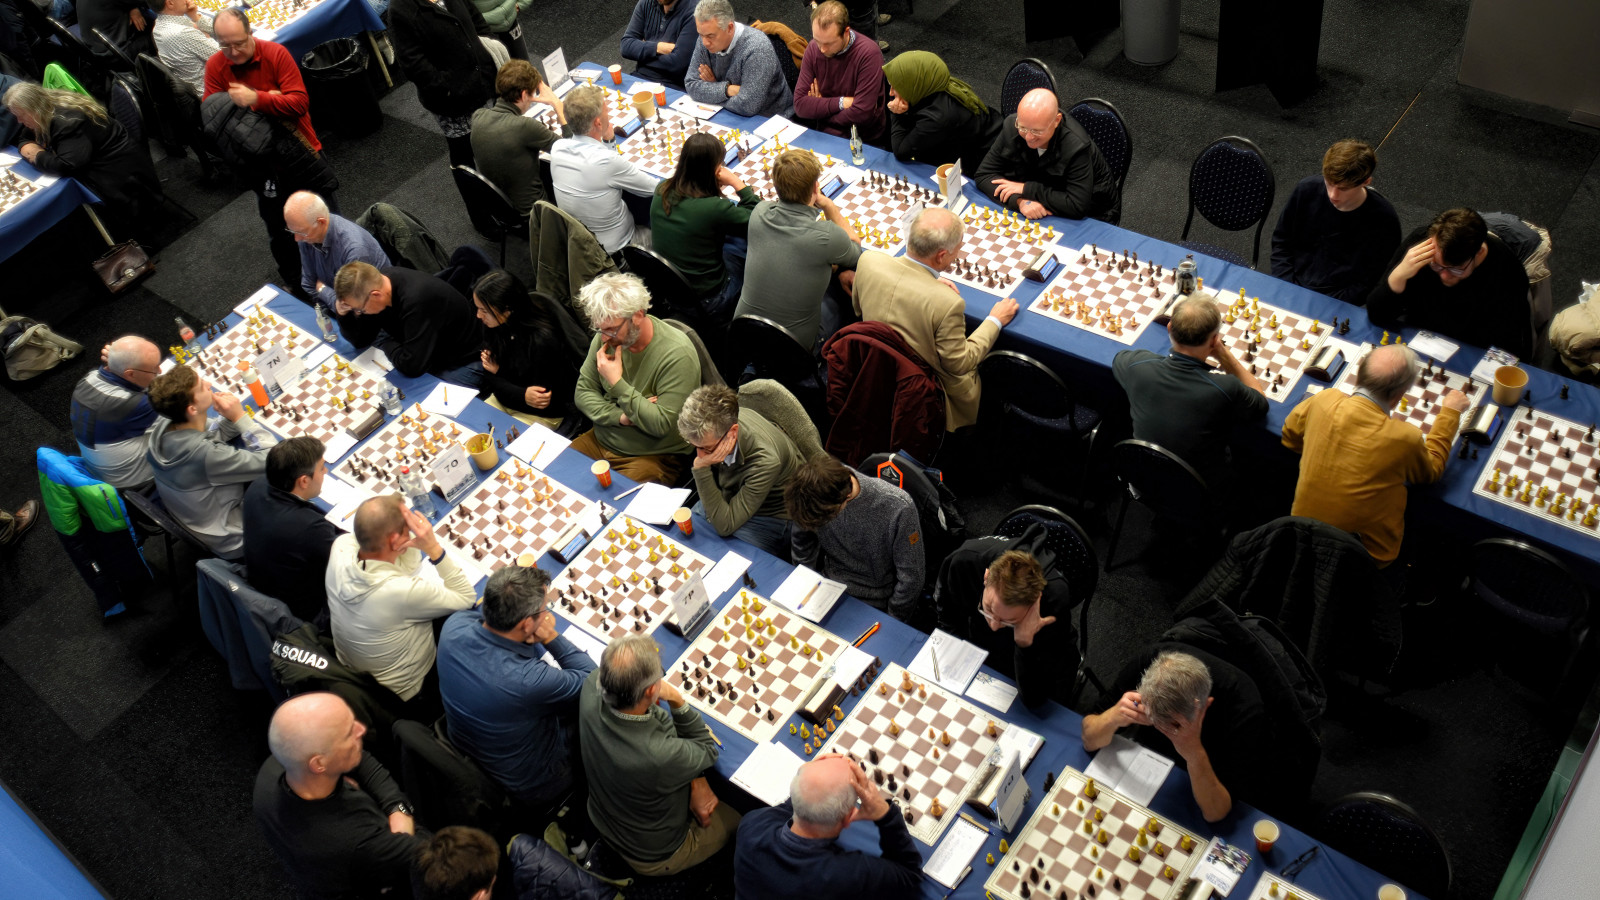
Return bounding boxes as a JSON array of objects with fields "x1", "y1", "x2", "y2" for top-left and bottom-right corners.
[
  {"x1": 621, "y1": 245, "x2": 703, "y2": 321},
  {"x1": 767, "y1": 31, "x2": 800, "y2": 94},
  {"x1": 393, "y1": 718, "x2": 507, "y2": 833},
  {"x1": 1068, "y1": 97, "x2": 1132, "y2": 190},
  {"x1": 661, "y1": 317, "x2": 727, "y2": 388},
  {"x1": 1000, "y1": 57, "x2": 1055, "y2": 119},
  {"x1": 89, "y1": 26, "x2": 134, "y2": 71},
  {"x1": 1469, "y1": 537, "x2": 1589, "y2": 632},
  {"x1": 122, "y1": 486, "x2": 212, "y2": 553},
  {"x1": 450, "y1": 164, "x2": 523, "y2": 238},
  {"x1": 994, "y1": 504, "x2": 1099, "y2": 603},
  {"x1": 1112, "y1": 439, "x2": 1211, "y2": 519},
  {"x1": 135, "y1": 53, "x2": 189, "y2": 148},
  {"x1": 977, "y1": 349, "x2": 1083, "y2": 435},
  {"x1": 42, "y1": 17, "x2": 110, "y2": 97},
  {"x1": 1183, "y1": 135, "x2": 1275, "y2": 263},
  {"x1": 726, "y1": 314, "x2": 819, "y2": 388},
  {"x1": 1316, "y1": 792, "x2": 1452, "y2": 900},
  {"x1": 108, "y1": 73, "x2": 144, "y2": 147}
]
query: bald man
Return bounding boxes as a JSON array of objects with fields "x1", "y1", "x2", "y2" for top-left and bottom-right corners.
[
  {"x1": 974, "y1": 87, "x2": 1119, "y2": 222},
  {"x1": 253, "y1": 693, "x2": 424, "y2": 897},
  {"x1": 1282, "y1": 344, "x2": 1468, "y2": 567},
  {"x1": 852, "y1": 206, "x2": 1017, "y2": 429},
  {"x1": 734, "y1": 753, "x2": 921, "y2": 899},
  {"x1": 286, "y1": 190, "x2": 389, "y2": 310},
  {"x1": 72, "y1": 335, "x2": 162, "y2": 489}
]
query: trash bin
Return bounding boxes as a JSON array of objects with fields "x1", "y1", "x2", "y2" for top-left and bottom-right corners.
[
  {"x1": 301, "y1": 38, "x2": 383, "y2": 139},
  {"x1": 1122, "y1": 0, "x2": 1180, "y2": 66}
]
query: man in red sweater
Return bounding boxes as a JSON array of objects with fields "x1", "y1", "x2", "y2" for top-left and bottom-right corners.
[
  {"x1": 204, "y1": 8, "x2": 339, "y2": 299},
  {"x1": 791, "y1": 1, "x2": 884, "y2": 143}
]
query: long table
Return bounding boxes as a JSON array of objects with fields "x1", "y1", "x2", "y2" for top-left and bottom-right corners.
[
  {"x1": 204, "y1": 284, "x2": 1421, "y2": 900},
  {"x1": 0, "y1": 153, "x2": 101, "y2": 264},
  {"x1": 253, "y1": 0, "x2": 385, "y2": 61}
]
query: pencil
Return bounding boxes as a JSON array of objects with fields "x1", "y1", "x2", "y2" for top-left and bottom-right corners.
[
  {"x1": 706, "y1": 725, "x2": 722, "y2": 747},
  {"x1": 613, "y1": 483, "x2": 646, "y2": 501},
  {"x1": 853, "y1": 622, "x2": 880, "y2": 647},
  {"x1": 798, "y1": 581, "x2": 820, "y2": 608},
  {"x1": 532, "y1": 441, "x2": 546, "y2": 465}
]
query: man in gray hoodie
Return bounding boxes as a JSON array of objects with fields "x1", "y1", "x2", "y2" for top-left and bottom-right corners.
[{"x1": 145, "y1": 365, "x2": 279, "y2": 560}]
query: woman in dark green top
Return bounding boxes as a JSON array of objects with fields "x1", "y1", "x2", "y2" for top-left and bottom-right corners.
[{"x1": 649, "y1": 132, "x2": 759, "y2": 318}]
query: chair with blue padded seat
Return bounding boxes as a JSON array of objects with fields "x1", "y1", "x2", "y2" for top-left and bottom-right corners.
[
  {"x1": 1315, "y1": 792, "x2": 1452, "y2": 900},
  {"x1": 1179, "y1": 135, "x2": 1275, "y2": 269},
  {"x1": 1068, "y1": 97, "x2": 1132, "y2": 214},
  {"x1": 976, "y1": 349, "x2": 1101, "y2": 502},
  {"x1": 1463, "y1": 537, "x2": 1590, "y2": 698},
  {"x1": 1105, "y1": 438, "x2": 1222, "y2": 569},
  {"x1": 999, "y1": 57, "x2": 1055, "y2": 119},
  {"x1": 994, "y1": 504, "x2": 1102, "y2": 703}
]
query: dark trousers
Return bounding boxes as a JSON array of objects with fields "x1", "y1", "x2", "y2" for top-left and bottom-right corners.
[
  {"x1": 494, "y1": 23, "x2": 528, "y2": 60},
  {"x1": 846, "y1": 0, "x2": 878, "y2": 38}
]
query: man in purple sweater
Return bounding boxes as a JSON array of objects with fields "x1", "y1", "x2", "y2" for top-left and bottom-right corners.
[{"x1": 791, "y1": 1, "x2": 884, "y2": 143}]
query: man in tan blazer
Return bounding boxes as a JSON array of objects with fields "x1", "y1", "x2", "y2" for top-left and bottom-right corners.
[{"x1": 852, "y1": 207, "x2": 1018, "y2": 429}]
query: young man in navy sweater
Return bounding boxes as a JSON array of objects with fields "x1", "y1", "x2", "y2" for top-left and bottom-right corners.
[{"x1": 1270, "y1": 139, "x2": 1402, "y2": 305}]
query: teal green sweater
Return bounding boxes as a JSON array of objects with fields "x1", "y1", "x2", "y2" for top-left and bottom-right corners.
[{"x1": 649, "y1": 185, "x2": 758, "y2": 297}]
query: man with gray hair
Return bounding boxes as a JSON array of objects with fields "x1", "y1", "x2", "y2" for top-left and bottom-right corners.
[
  {"x1": 1282, "y1": 343, "x2": 1468, "y2": 567},
  {"x1": 253, "y1": 692, "x2": 424, "y2": 896},
  {"x1": 733, "y1": 753, "x2": 922, "y2": 898},
  {"x1": 1083, "y1": 647, "x2": 1272, "y2": 822},
  {"x1": 577, "y1": 633, "x2": 738, "y2": 876},
  {"x1": 678, "y1": 384, "x2": 802, "y2": 555},
  {"x1": 437, "y1": 564, "x2": 596, "y2": 811},
  {"x1": 72, "y1": 334, "x2": 162, "y2": 489},
  {"x1": 571, "y1": 273, "x2": 701, "y2": 485},
  {"x1": 852, "y1": 206, "x2": 1018, "y2": 429},
  {"x1": 683, "y1": 0, "x2": 794, "y2": 118},
  {"x1": 1112, "y1": 297, "x2": 1267, "y2": 489},
  {"x1": 286, "y1": 190, "x2": 389, "y2": 310},
  {"x1": 549, "y1": 83, "x2": 659, "y2": 253}
]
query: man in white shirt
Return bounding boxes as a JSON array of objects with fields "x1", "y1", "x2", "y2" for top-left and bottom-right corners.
[
  {"x1": 549, "y1": 84, "x2": 658, "y2": 254},
  {"x1": 151, "y1": 0, "x2": 218, "y2": 97}
]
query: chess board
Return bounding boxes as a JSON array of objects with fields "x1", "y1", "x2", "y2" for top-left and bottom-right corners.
[
  {"x1": 834, "y1": 171, "x2": 943, "y2": 254},
  {"x1": 726, "y1": 142, "x2": 835, "y2": 203},
  {"x1": 435, "y1": 460, "x2": 594, "y2": 579},
  {"x1": 186, "y1": 308, "x2": 321, "y2": 375},
  {"x1": 249, "y1": 354, "x2": 387, "y2": 441},
  {"x1": 1211, "y1": 290, "x2": 1332, "y2": 401},
  {"x1": 1473, "y1": 407, "x2": 1600, "y2": 537},
  {"x1": 333, "y1": 403, "x2": 466, "y2": 493},
  {"x1": 247, "y1": 0, "x2": 320, "y2": 30},
  {"x1": 947, "y1": 204, "x2": 1061, "y2": 297},
  {"x1": 986, "y1": 767, "x2": 1205, "y2": 900},
  {"x1": 550, "y1": 515, "x2": 714, "y2": 642},
  {"x1": 617, "y1": 107, "x2": 743, "y2": 179},
  {"x1": 1031, "y1": 244, "x2": 1181, "y2": 344},
  {"x1": 669, "y1": 590, "x2": 847, "y2": 743},
  {"x1": 1302, "y1": 341, "x2": 1485, "y2": 436},
  {"x1": 819, "y1": 663, "x2": 1006, "y2": 845},
  {"x1": 0, "y1": 168, "x2": 40, "y2": 215},
  {"x1": 1245, "y1": 873, "x2": 1327, "y2": 900}
]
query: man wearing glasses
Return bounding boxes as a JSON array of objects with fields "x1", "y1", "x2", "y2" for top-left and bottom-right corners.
[
  {"x1": 331, "y1": 262, "x2": 484, "y2": 383},
  {"x1": 1368, "y1": 207, "x2": 1533, "y2": 359},
  {"x1": 72, "y1": 335, "x2": 163, "y2": 491},
  {"x1": 973, "y1": 87, "x2": 1119, "y2": 223},
  {"x1": 285, "y1": 191, "x2": 389, "y2": 311},
  {"x1": 932, "y1": 524, "x2": 1077, "y2": 709}
]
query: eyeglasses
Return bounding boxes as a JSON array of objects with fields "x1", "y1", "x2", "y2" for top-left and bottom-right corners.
[
  {"x1": 976, "y1": 601, "x2": 1025, "y2": 628},
  {"x1": 125, "y1": 367, "x2": 162, "y2": 376},
  {"x1": 217, "y1": 37, "x2": 251, "y2": 50},
  {"x1": 1428, "y1": 258, "x2": 1474, "y2": 277},
  {"x1": 1016, "y1": 125, "x2": 1050, "y2": 137},
  {"x1": 1280, "y1": 845, "x2": 1321, "y2": 881},
  {"x1": 689, "y1": 428, "x2": 731, "y2": 454},
  {"x1": 597, "y1": 319, "x2": 632, "y2": 340}
]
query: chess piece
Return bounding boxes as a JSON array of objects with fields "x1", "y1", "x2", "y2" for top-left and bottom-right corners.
[{"x1": 1561, "y1": 383, "x2": 1570, "y2": 400}]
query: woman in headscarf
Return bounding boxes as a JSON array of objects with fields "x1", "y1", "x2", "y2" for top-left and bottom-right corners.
[
  {"x1": 5, "y1": 82, "x2": 160, "y2": 235},
  {"x1": 882, "y1": 50, "x2": 1002, "y2": 175}
]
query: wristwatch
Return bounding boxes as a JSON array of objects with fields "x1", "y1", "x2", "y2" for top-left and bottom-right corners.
[{"x1": 387, "y1": 801, "x2": 415, "y2": 817}]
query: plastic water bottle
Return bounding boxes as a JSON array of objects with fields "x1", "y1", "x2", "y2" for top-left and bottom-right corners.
[
  {"x1": 239, "y1": 362, "x2": 271, "y2": 407},
  {"x1": 849, "y1": 124, "x2": 864, "y2": 166},
  {"x1": 398, "y1": 465, "x2": 436, "y2": 519},
  {"x1": 176, "y1": 316, "x2": 199, "y2": 354},
  {"x1": 315, "y1": 303, "x2": 337, "y2": 343},
  {"x1": 381, "y1": 382, "x2": 402, "y2": 416}
]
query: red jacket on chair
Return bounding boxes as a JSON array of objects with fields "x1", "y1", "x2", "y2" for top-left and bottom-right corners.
[{"x1": 821, "y1": 322, "x2": 944, "y2": 466}]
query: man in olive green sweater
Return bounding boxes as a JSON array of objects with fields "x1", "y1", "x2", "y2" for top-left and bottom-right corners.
[
  {"x1": 578, "y1": 633, "x2": 739, "y2": 876},
  {"x1": 678, "y1": 384, "x2": 801, "y2": 556},
  {"x1": 571, "y1": 273, "x2": 702, "y2": 485}
]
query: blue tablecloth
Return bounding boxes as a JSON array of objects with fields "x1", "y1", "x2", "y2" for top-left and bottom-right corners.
[
  {"x1": 264, "y1": 0, "x2": 385, "y2": 61},
  {"x1": 215, "y1": 284, "x2": 1426, "y2": 900},
  {"x1": 0, "y1": 153, "x2": 100, "y2": 264}
]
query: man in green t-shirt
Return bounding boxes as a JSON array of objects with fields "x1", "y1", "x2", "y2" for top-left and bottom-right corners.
[{"x1": 571, "y1": 273, "x2": 702, "y2": 485}]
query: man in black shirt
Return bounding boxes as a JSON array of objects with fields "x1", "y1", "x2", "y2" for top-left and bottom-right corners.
[
  {"x1": 1367, "y1": 207, "x2": 1533, "y2": 359},
  {"x1": 974, "y1": 87, "x2": 1119, "y2": 223},
  {"x1": 933, "y1": 524, "x2": 1077, "y2": 708},
  {"x1": 243, "y1": 437, "x2": 342, "y2": 624},
  {"x1": 1081, "y1": 646, "x2": 1269, "y2": 822},
  {"x1": 332, "y1": 261, "x2": 485, "y2": 382},
  {"x1": 1270, "y1": 139, "x2": 1401, "y2": 305},
  {"x1": 253, "y1": 693, "x2": 424, "y2": 898}
]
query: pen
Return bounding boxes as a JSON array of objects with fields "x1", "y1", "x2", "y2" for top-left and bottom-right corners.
[
  {"x1": 798, "y1": 581, "x2": 820, "y2": 608},
  {"x1": 705, "y1": 724, "x2": 722, "y2": 747},
  {"x1": 853, "y1": 622, "x2": 880, "y2": 647},
  {"x1": 613, "y1": 483, "x2": 646, "y2": 501},
  {"x1": 531, "y1": 440, "x2": 546, "y2": 464},
  {"x1": 931, "y1": 643, "x2": 941, "y2": 682}
]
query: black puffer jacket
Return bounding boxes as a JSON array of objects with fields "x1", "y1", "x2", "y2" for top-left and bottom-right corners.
[{"x1": 389, "y1": 0, "x2": 496, "y2": 117}]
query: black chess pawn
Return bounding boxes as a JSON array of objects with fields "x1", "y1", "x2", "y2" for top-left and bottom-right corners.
[{"x1": 1561, "y1": 383, "x2": 1570, "y2": 400}]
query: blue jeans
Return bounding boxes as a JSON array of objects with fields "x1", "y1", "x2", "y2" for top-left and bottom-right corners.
[
  {"x1": 706, "y1": 237, "x2": 748, "y2": 320},
  {"x1": 435, "y1": 360, "x2": 486, "y2": 392},
  {"x1": 693, "y1": 501, "x2": 789, "y2": 559}
]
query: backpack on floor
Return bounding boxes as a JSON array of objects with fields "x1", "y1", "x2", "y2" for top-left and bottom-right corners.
[{"x1": 0, "y1": 307, "x2": 83, "y2": 380}]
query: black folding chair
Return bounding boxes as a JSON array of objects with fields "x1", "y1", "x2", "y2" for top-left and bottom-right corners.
[
  {"x1": 122, "y1": 487, "x2": 215, "y2": 589},
  {"x1": 1105, "y1": 438, "x2": 1219, "y2": 569},
  {"x1": 1179, "y1": 135, "x2": 1276, "y2": 269},
  {"x1": 999, "y1": 57, "x2": 1055, "y2": 119},
  {"x1": 1464, "y1": 537, "x2": 1591, "y2": 697},
  {"x1": 977, "y1": 350, "x2": 1101, "y2": 501},
  {"x1": 89, "y1": 26, "x2": 135, "y2": 72},
  {"x1": 994, "y1": 504, "x2": 1102, "y2": 703},
  {"x1": 40, "y1": 16, "x2": 111, "y2": 97},
  {"x1": 450, "y1": 164, "x2": 524, "y2": 265},
  {"x1": 1315, "y1": 792, "x2": 1452, "y2": 900},
  {"x1": 620, "y1": 245, "x2": 708, "y2": 327}
]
